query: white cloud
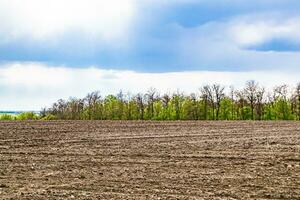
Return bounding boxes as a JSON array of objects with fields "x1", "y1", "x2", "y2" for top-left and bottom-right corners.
[
  {"x1": 0, "y1": 0, "x2": 206, "y2": 44},
  {"x1": 176, "y1": 12, "x2": 300, "y2": 49},
  {"x1": 0, "y1": 0, "x2": 135, "y2": 43},
  {"x1": 0, "y1": 62, "x2": 299, "y2": 110},
  {"x1": 171, "y1": 12, "x2": 300, "y2": 71},
  {"x1": 227, "y1": 14, "x2": 300, "y2": 47}
]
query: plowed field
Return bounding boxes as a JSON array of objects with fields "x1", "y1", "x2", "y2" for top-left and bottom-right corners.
[{"x1": 0, "y1": 121, "x2": 299, "y2": 199}]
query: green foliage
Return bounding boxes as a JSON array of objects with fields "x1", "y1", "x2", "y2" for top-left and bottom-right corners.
[
  {"x1": 41, "y1": 91, "x2": 300, "y2": 121},
  {"x1": 41, "y1": 114, "x2": 57, "y2": 120},
  {"x1": 16, "y1": 112, "x2": 39, "y2": 120},
  {"x1": 273, "y1": 99, "x2": 294, "y2": 120},
  {"x1": 23, "y1": 81, "x2": 300, "y2": 121},
  {"x1": 0, "y1": 114, "x2": 15, "y2": 120},
  {"x1": 219, "y1": 98, "x2": 233, "y2": 120}
]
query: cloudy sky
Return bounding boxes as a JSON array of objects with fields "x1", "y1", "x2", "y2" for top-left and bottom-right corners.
[{"x1": 0, "y1": 0, "x2": 300, "y2": 110}]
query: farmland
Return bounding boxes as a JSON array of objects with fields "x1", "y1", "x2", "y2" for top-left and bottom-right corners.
[{"x1": 0, "y1": 121, "x2": 299, "y2": 199}]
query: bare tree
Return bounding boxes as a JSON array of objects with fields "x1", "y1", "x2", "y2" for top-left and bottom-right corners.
[
  {"x1": 136, "y1": 93, "x2": 145, "y2": 120},
  {"x1": 190, "y1": 93, "x2": 199, "y2": 120},
  {"x1": 265, "y1": 92, "x2": 274, "y2": 120},
  {"x1": 124, "y1": 92, "x2": 133, "y2": 120},
  {"x1": 201, "y1": 84, "x2": 225, "y2": 120},
  {"x1": 213, "y1": 84, "x2": 225, "y2": 120},
  {"x1": 172, "y1": 91, "x2": 184, "y2": 120},
  {"x1": 200, "y1": 88, "x2": 208, "y2": 120},
  {"x1": 85, "y1": 91, "x2": 101, "y2": 120},
  {"x1": 201, "y1": 85, "x2": 214, "y2": 119},
  {"x1": 57, "y1": 99, "x2": 67, "y2": 119},
  {"x1": 235, "y1": 90, "x2": 246, "y2": 120},
  {"x1": 161, "y1": 93, "x2": 171, "y2": 119},
  {"x1": 274, "y1": 85, "x2": 288, "y2": 101},
  {"x1": 295, "y1": 83, "x2": 300, "y2": 120},
  {"x1": 145, "y1": 88, "x2": 157, "y2": 119},
  {"x1": 116, "y1": 90, "x2": 125, "y2": 120},
  {"x1": 41, "y1": 80, "x2": 300, "y2": 121},
  {"x1": 273, "y1": 85, "x2": 290, "y2": 120},
  {"x1": 68, "y1": 97, "x2": 84, "y2": 120},
  {"x1": 229, "y1": 86, "x2": 235, "y2": 120},
  {"x1": 161, "y1": 93, "x2": 170, "y2": 108},
  {"x1": 255, "y1": 87, "x2": 265, "y2": 120},
  {"x1": 244, "y1": 80, "x2": 259, "y2": 120}
]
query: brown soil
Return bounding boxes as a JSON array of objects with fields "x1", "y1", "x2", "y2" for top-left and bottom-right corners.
[{"x1": 0, "y1": 121, "x2": 299, "y2": 199}]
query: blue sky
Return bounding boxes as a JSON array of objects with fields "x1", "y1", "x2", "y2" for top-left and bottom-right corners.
[
  {"x1": 1, "y1": 0, "x2": 300, "y2": 72},
  {"x1": 0, "y1": 0, "x2": 300, "y2": 110}
]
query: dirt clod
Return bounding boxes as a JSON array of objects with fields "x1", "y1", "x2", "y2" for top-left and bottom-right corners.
[{"x1": 0, "y1": 121, "x2": 299, "y2": 199}]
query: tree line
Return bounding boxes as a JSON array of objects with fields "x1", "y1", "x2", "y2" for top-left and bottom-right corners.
[{"x1": 38, "y1": 80, "x2": 300, "y2": 120}]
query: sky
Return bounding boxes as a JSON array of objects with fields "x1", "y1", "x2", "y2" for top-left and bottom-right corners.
[{"x1": 0, "y1": 0, "x2": 300, "y2": 110}]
